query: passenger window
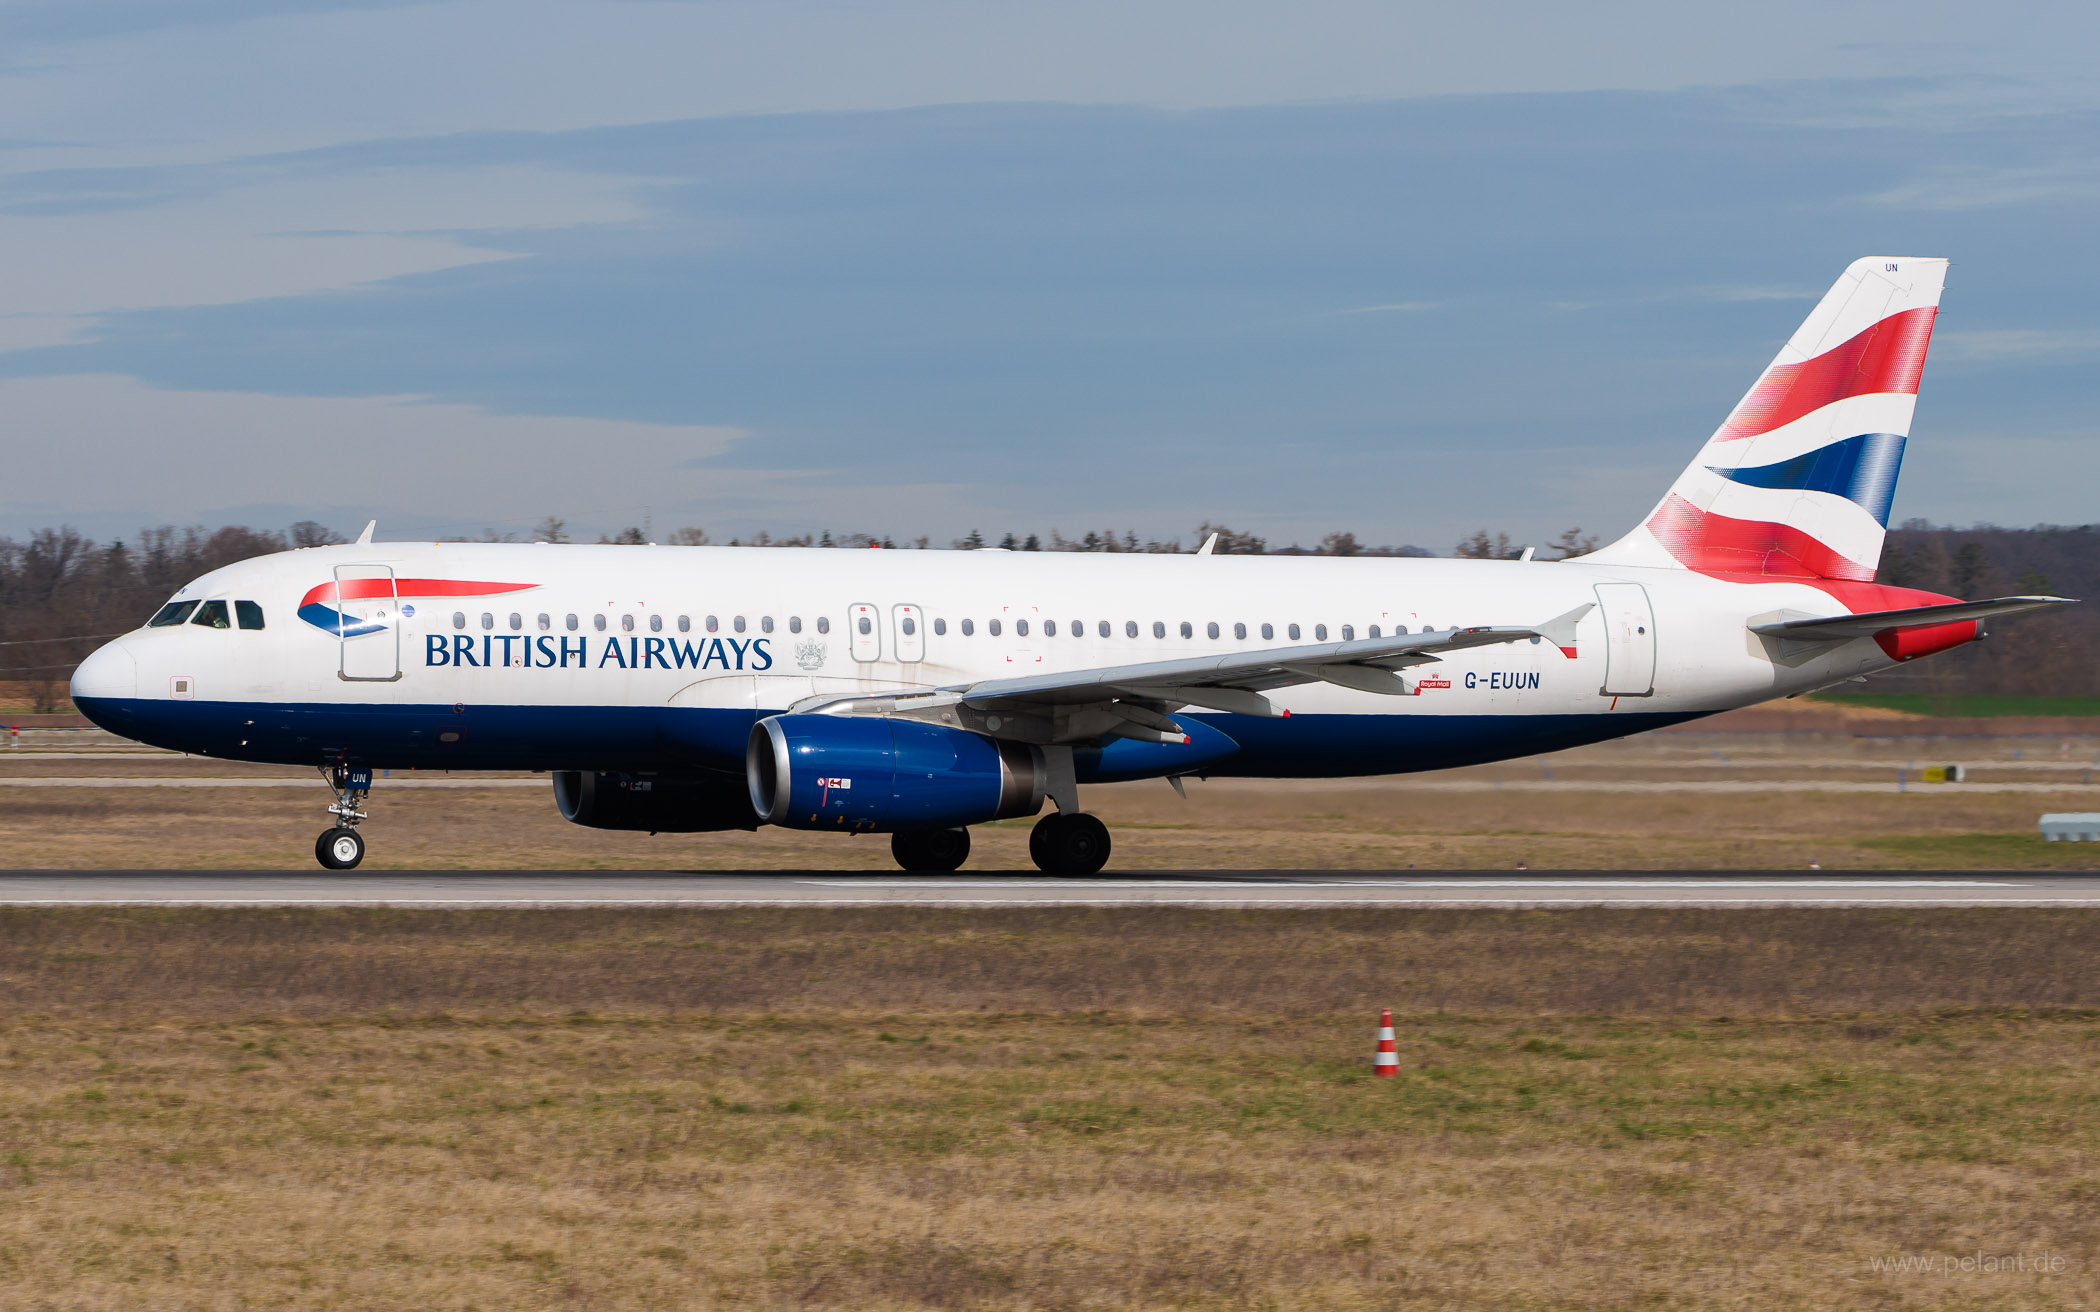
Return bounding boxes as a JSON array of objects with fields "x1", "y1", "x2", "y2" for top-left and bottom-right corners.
[
  {"x1": 1179, "y1": 622, "x2": 1192, "y2": 639},
  {"x1": 901, "y1": 617, "x2": 915, "y2": 636},
  {"x1": 762, "y1": 616, "x2": 775, "y2": 633},
  {"x1": 734, "y1": 616, "x2": 746, "y2": 633},
  {"x1": 1233, "y1": 622, "x2": 1247, "y2": 640},
  {"x1": 857, "y1": 616, "x2": 872, "y2": 635},
  {"x1": 1044, "y1": 620, "x2": 1057, "y2": 637},
  {"x1": 622, "y1": 615, "x2": 635, "y2": 633},
  {"x1": 148, "y1": 601, "x2": 199, "y2": 627},
  {"x1": 454, "y1": 611, "x2": 467, "y2": 630},
  {"x1": 649, "y1": 614, "x2": 663, "y2": 633},
  {"x1": 510, "y1": 613, "x2": 523, "y2": 631},
  {"x1": 235, "y1": 601, "x2": 265, "y2": 630},
  {"x1": 961, "y1": 618, "x2": 974, "y2": 636},
  {"x1": 789, "y1": 616, "x2": 803, "y2": 634},
  {"x1": 1016, "y1": 619, "x2": 1030, "y2": 637},
  {"x1": 1206, "y1": 622, "x2": 1220, "y2": 639},
  {"x1": 1342, "y1": 625, "x2": 1355, "y2": 641},
  {"x1": 566, "y1": 614, "x2": 578, "y2": 631},
  {"x1": 537, "y1": 613, "x2": 550, "y2": 631},
  {"x1": 1153, "y1": 622, "x2": 1166, "y2": 639},
  {"x1": 1099, "y1": 621, "x2": 1110, "y2": 638},
  {"x1": 191, "y1": 600, "x2": 231, "y2": 629},
  {"x1": 817, "y1": 616, "x2": 830, "y2": 634},
  {"x1": 1071, "y1": 620, "x2": 1083, "y2": 638},
  {"x1": 1368, "y1": 625, "x2": 1381, "y2": 638},
  {"x1": 1396, "y1": 625, "x2": 1409, "y2": 634},
  {"x1": 1124, "y1": 621, "x2": 1137, "y2": 638},
  {"x1": 1315, "y1": 624, "x2": 1327, "y2": 641},
  {"x1": 706, "y1": 615, "x2": 719, "y2": 632},
  {"x1": 1261, "y1": 623, "x2": 1273, "y2": 640},
  {"x1": 933, "y1": 618, "x2": 946, "y2": 635},
  {"x1": 593, "y1": 614, "x2": 607, "y2": 632},
  {"x1": 678, "y1": 615, "x2": 690, "y2": 633},
  {"x1": 481, "y1": 613, "x2": 494, "y2": 631},
  {"x1": 989, "y1": 619, "x2": 1002, "y2": 637}
]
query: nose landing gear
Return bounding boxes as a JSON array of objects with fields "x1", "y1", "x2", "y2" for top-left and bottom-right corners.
[{"x1": 316, "y1": 764, "x2": 371, "y2": 870}]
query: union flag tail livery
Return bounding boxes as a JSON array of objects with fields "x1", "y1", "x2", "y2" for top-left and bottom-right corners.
[
  {"x1": 1588, "y1": 257, "x2": 1945, "y2": 581},
  {"x1": 69, "y1": 256, "x2": 2073, "y2": 874}
]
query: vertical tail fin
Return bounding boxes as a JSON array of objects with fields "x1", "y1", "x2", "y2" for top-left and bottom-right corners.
[{"x1": 1585, "y1": 257, "x2": 1947, "y2": 580}]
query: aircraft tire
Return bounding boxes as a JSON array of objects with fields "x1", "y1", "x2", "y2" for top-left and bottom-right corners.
[
  {"x1": 891, "y1": 827, "x2": 970, "y2": 872},
  {"x1": 1028, "y1": 813, "x2": 1064, "y2": 872},
  {"x1": 316, "y1": 827, "x2": 365, "y2": 871},
  {"x1": 1031, "y1": 812, "x2": 1110, "y2": 876}
]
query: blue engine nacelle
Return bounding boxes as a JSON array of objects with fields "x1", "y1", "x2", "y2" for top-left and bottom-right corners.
[{"x1": 746, "y1": 715, "x2": 1045, "y2": 832}]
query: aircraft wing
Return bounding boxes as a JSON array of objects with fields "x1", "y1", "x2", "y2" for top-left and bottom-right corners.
[
  {"x1": 788, "y1": 604, "x2": 1592, "y2": 733},
  {"x1": 1748, "y1": 595, "x2": 2075, "y2": 642}
]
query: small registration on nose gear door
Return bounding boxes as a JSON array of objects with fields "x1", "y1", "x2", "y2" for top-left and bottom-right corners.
[
  {"x1": 1594, "y1": 581, "x2": 1655, "y2": 697},
  {"x1": 334, "y1": 564, "x2": 402, "y2": 682}
]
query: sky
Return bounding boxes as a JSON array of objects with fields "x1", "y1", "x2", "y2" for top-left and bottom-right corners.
[{"x1": 3, "y1": 0, "x2": 2098, "y2": 551}]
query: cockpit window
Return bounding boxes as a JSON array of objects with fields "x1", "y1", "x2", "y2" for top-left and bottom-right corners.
[
  {"x1": 190, "y1": 600, "x2": 231, "y2": 629},
  {"x1": 148, "y1": 601, "x2": 199, "y2": 627},
  {"x1": 235, "y1": 600, "x2": 265, "y2": 630}
]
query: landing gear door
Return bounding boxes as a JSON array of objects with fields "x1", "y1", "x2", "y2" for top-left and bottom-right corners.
[
  {"x1": 334, "y1": 564, "x2": 401, "y2": 682},
  {"x1": 893, "y1": 604, "x2": 925, "y2": 663},
  {"x1": 1594, "y1": 581, "x2": 1655, "y2": 697}
]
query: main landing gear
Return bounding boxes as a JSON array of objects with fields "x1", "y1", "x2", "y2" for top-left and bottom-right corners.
[
  {"x1": 315, "y1": 764, "x2": 372, "y2": 870},
  {"x1": 891, "y1": 827, "x2": 971, "y2": 872},
  {"x1": 1029, "y1": 811, "x2": 1111, "y2": 877}
]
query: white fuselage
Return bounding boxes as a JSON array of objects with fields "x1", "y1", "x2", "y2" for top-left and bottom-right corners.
[{"x1": 71, "y1": 542, "x2": 1932, "y2": 778}]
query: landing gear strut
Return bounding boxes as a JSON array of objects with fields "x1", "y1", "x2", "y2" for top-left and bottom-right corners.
[
  {"x1": 1029, "y1": 811, "x2": 1111, "y2": 876},
  {"x1": 891, "y1": 827, "x2": 971, "y2": 872},
  {"x1": 316, "y1": 764, "x2": 372, "y2": 870}
]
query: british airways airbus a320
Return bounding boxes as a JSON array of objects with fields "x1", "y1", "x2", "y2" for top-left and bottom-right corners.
[{"x1": 69, "y1": 258, "x2": 2073, "y2": 873}]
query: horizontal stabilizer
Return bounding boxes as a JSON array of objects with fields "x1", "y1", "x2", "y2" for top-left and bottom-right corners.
[{"x1": 1749, "y1": 595, "x2": 2075, "y2": 642}]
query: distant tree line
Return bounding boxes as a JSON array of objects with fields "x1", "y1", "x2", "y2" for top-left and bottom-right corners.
[{"x1": 2, "y1": 518, "x2": 2091, "y2": 710}]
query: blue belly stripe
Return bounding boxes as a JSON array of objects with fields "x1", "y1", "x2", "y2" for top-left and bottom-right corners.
[{"x1": 74, "y1": 694, "x2": 1705, "y2": 780}]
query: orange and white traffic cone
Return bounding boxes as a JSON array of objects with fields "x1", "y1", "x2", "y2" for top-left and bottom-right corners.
[{"x1": 1373, "y1": 1007, "x2": 1398, "y2": 1078}]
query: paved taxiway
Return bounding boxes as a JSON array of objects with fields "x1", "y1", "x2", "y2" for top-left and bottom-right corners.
[{"x1": 7, "y1": 871, "x2": 2100, "y2": 906}]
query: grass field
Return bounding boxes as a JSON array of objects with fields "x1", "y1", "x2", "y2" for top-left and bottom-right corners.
[
  {"x1": 4, "y1": 906, "x2": 2099, "y2": 1309},
  {"x1": 1807, "y1": 692, "x2": 2100, "y2": 718},
  {"x1": 10, "y1": 769, "x2": 2100, "y2": 869}
]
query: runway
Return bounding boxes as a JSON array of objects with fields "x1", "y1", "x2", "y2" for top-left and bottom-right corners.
[{"x1": 7, "y1": 870, "x2": 2100, "y2": 906}]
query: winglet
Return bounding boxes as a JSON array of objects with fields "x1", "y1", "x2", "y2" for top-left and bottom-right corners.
[
  {"x1": 355, "y1": 520, "x2": 376, "y2": 546},
  {"x1": 1534, "y1": 602, "x2": 1593, "y2": 658},
  {"x1": 1196, "y1": 533, "x2": 1218, "y2": 556}
]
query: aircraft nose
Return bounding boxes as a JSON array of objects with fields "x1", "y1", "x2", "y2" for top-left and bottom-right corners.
[{"x1": 71, "y1": 639, "x2": 139, "y2": 702}]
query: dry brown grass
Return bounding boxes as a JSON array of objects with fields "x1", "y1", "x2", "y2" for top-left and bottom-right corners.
[
  {"x1": 4, "y1": 908, "x2": 2100, "y2": 1309},
  {"x1": 4, "y1": 775, "x2": 2098, "y2": 869}
]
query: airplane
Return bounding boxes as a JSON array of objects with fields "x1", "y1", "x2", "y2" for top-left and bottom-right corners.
[{"x1": 68, "y1": 256, "x2": 2073, "y2": 874}]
